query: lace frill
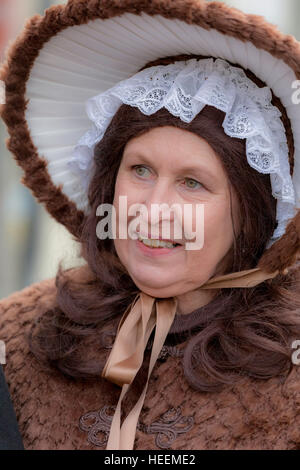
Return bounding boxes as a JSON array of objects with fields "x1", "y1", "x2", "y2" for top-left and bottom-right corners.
[{"x1": 68, "y1": 58, "x2": 297, "y2": 246}]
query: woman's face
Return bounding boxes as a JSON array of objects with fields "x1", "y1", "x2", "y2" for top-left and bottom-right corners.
[{"x1": 113, "y1": 126, "x2": 240, "y2": 298}]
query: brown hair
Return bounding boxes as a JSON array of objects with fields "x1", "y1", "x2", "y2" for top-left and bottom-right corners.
[{"x1": 28, "y1": 88, "x2": 300, "y2": 391}]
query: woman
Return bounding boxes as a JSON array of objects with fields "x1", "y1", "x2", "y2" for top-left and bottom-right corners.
[{"x1": 0, "y1": 0, "x2": 299, "y2": 450}]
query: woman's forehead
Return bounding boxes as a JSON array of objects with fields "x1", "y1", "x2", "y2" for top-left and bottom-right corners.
[{"x1": 123, "y1": 126, "x2": 227, "y2": 177}]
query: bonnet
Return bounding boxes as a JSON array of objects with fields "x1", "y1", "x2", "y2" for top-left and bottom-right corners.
[{"x1": 1, "y1": 0, "x2": 300, "y2": 450}]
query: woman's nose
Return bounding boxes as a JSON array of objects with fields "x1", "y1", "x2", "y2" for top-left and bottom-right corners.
[
  {"x1": 142, "y1": 177, "x2": 176, "y2": 225},
  {"x1": 143, "y1": 176, "x2": 172, "y2": 205}
]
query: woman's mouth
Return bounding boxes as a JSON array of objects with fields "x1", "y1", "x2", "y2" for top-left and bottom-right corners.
[{"x1": 135, "y1": 235, "x2": 184, "y2": 257}]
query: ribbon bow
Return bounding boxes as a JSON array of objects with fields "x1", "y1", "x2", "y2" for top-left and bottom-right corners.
[{"x1": 101, "y1": 266, "x2": 283, "y2": 449}]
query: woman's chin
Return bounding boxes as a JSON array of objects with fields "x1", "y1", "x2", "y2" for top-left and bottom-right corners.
[
  {"x1": 130, "y1": 275, "x2": 179, "y2": 298},
  {"x1": 129, "y1": 274, "x2": 190, "y2": 298}
]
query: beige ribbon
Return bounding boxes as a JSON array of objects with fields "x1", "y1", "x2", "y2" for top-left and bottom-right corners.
[{"x1": 101, "y1": 266, "x2": 286, "y2": 450}]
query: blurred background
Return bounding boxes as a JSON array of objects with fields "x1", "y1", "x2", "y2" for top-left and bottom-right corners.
[{"x1": 1, "y1": 0, "x2": 300, "y2": 299}]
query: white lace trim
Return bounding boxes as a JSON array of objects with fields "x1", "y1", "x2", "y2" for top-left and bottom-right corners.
[{"x1": 68, "y1": 57, "x2": 297, "y2": 246}]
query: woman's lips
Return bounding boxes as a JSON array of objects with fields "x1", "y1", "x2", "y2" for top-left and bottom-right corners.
[
  {"x1": 137, "y1": 231, "x2": 183, "y2": 245},
  {"x1": 135, "y1": 238, "x2": 184, "y2": 257}
]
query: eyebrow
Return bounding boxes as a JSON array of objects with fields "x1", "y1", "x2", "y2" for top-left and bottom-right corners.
[{"x1": 124, "y1": 151, "x2": 217, "y2": 180}]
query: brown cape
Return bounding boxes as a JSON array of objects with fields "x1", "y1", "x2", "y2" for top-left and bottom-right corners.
[{"x1": 0, "y1": 266, "x2": 299, "y2": 450}]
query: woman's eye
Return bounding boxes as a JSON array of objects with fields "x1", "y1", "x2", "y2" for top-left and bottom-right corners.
[
  {"x1": 184, "y1": 178, "x2": 203, "y2": 190},
  {"x1": 132, "y1": 165, "x2": 151, "y2": 178},
  {"x1": 131, "y1": 167, "x2": 203, "y2": 189}
]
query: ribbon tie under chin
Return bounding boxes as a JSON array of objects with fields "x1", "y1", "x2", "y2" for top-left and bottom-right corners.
[
  {"x1": 101, "y1": 292, "x2": 177, "y2": 450},
  {"x1": 101, "y1": 266, "x2": 283, "y2": 450}
]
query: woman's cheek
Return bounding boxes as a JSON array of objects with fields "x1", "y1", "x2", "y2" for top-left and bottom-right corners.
[{"x1": 203, "y1": 201, "x2": 233, "y2": 246}]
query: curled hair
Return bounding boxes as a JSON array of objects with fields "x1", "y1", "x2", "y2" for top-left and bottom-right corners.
[{"x1": 28, "y1": 99, "x2": 300, "y2": 392}]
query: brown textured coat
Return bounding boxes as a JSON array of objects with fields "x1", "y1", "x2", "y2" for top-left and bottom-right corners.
[{"x1": 0, "y1": 266, "x2": 299, "y2": 450}]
